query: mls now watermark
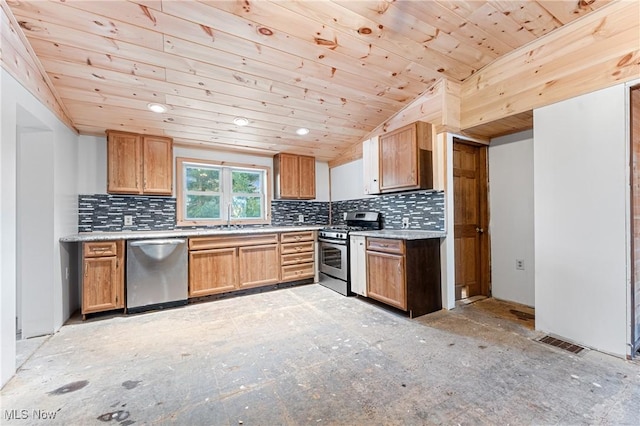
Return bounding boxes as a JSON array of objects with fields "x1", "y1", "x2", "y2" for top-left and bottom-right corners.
[{"x1": 3, "y1": 409, "x2": 61, "y2": 421}]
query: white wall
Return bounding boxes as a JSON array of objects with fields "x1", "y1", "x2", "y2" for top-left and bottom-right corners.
[
  {"x1": 534, "y1": 84, "x2": 628, "y2": 356},
  {"x1": 488, "y1": 130, "x2": 535, "y2": 307},
  {"x1": 1, "y1": 69, "x2": 79, "y2": 387}
]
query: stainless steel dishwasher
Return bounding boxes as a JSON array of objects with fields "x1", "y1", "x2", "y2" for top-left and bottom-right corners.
[{"x1": 126, "y1": 238, "x2": 188, "y2": 313}]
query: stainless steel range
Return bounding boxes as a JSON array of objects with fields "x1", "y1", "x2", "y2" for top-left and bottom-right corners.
[{"x1": 318, "y1": 211, "x2": 381, "y2": 296}]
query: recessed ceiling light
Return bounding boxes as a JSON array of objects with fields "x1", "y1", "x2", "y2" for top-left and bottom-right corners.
[
  {"x1": 147, "y1": 103, "x2": 167, "y2": 113},
  {"x1": 233, "y1": 117, "x2": 249, "y2": 126},
  {"x1": 296, "y1": 127, "x2": 310, "y2": 136}
]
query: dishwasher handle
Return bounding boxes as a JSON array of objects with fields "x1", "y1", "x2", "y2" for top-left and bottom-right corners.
[{"x1": 129, "y1": 239, "x2": 186, "y2": 247}]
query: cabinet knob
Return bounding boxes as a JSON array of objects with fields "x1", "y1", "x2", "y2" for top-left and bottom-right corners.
[{"x1": 476, "y1": 227, "x2": 484, "y2": 234}]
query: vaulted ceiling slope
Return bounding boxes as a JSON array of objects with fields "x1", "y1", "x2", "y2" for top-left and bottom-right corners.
[{"x1": 2, "y1": 0, "x2": 625, "y2": 160}]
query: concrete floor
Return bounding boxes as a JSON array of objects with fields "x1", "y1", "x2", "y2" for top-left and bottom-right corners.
[{"x1": 2, "y1": 283, "x2": 639, "y2": 425}]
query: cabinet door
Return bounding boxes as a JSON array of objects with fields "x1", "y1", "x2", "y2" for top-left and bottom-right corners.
[
  {"x1": 298, "y1": 155, "x2": 316, "y2": 199},
  {"x1": 83, "y1": 257, "x2": 119, "y2": 314},
  {"x1": 107, "y1": 131, "x2": 141, "y2": 194},
  {"x1": 379, "y1": 124, "x2": 418, "y2": 191},
  {"x1": 142, "y1": 136, "x2": 173, "y2": 195},
  {"x1": 238, "y1": 244, "x2": 280, "y2": 289},
  {"x1": 350, "y1": 236, "x2": 367, "y2": 296},
  {"x1": 363, "y1": 136, "x2": 381, "y2": 195},
  {"x1": 367, "y1": 251, "x2": 406, "y2": 310},
  {"x1": 189, "y1": 248, "x2": 237, "y2": 297},
  {"x1": 276, "y1": 153, "x2": 300, "y2": 198}
]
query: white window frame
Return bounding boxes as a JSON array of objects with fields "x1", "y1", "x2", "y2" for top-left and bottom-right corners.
[{"x1": 176, "y1": 157, "x2": 271, "y2": 226}]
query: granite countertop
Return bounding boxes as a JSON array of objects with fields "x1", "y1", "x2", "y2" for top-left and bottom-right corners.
[
  {"x1": 60, "y1": 225, "x2": 324, "y2": 242},
  {"x1": 349, "y1": 229, "x2": 446, "y2": 240}
]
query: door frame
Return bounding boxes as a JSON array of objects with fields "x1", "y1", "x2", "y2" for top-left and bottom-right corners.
[
  {"x1": 452, "y1": 136, "x2": 491, "y2": 298},
  {"x1": 629, "y1": 83, "x2": 640, "y2": 356}
]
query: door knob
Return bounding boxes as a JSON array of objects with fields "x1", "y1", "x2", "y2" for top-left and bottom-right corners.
[{"x1": 476, "y1": 227, "x2": 484, "y2": 233}]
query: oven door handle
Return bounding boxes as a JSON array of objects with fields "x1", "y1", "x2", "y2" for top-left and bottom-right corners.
[{"x1": 318, "y1": 237, "x2": 347, "y2": 245}]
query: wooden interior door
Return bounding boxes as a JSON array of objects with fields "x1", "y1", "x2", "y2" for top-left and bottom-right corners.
[
  {"x1": 631, "y1": 85, "x2": 640, "y2": 355},
  {"x1": 453, "y1": 140, "x2": 490, "y2": 299}
]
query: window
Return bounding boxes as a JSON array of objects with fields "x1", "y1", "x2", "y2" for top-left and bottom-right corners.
[{"x1": 177, "y1": 158, "x2": 270, "y2": 226}]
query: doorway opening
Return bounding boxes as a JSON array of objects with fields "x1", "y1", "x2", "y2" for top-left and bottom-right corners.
[
  {"x1": 453, "y1": 138, "x2": 490, "y2": 300},
  {"x1": 16, "y1": 106, "x2": 54, "y2": 341}
]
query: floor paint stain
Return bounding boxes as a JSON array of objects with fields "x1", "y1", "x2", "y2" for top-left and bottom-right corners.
[
  {"x1": 97, "y1": 410, "x2": 130, "y2": 422},
  {"x1": 122, "y1": 380, "x2": 142, "y2": 390},
  {"x1": 48, "y1": 380, "x2": 89, "y2": 395},
  {"x1": 510, "y1": 309, "x2": 535, "y2": 321}
]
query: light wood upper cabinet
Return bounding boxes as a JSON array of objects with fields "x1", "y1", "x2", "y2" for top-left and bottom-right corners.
[
  {"x1": 82, "y1": 240, "x2": 124, "y2": 318},
  {"x1": 274, "y1": 153, "x2": 316, "y2": 199},
  {"x1": 107, "y1": 131, "x2": 141, "y2": 194},
  {"x1": 298, "y1": 155, "x2": 316, "y2": 199},
  {"x1": 142, "y1": 135, "x2": 173, "y2": 194},
  {"x1": 107, "y1": 130, "x2": 173, "y2": 195},
  {"x1": 376, "y1": 121, "x2": 433, "y2": 193}
]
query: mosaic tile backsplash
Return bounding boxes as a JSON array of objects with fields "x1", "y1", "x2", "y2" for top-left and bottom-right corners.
[
  {"x1": 78, "y1": 196, "x2": 330, "y2": 232},
  {"x1": 78, "y1": 190, "x2": 444, "y2": 232},
  {"x1": 271, "y1": 200, "x2": 330, "y2": 226},
  {"x1": 79, "y1": 194, "x2": 177, "y2": 232},
  {"x1": 331, "y1": 190, "x2": 445, "y2": 231}
]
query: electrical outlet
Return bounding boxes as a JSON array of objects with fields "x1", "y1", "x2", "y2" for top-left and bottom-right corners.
[
  {"x1": 298, "y1": 214, "x2": 304, "y2": 223},
  {"x1": 124, "y1": 215, "x2": 133, "y2": 226},
  {"x1": 402, "y1": 217, "x2": 410, "y2": 229},
  {"x1": 516, "y1": 259, "x2": 525, "y2": 270},
  {"x1": 343, "y1": 212, "x2": 347, "y2": 220}
]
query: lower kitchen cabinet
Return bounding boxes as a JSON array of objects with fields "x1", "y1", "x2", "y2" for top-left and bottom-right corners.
[
  {"x1": 238, "y1": 244, "x2": 280, "y2": 289},
  {"x1": 366, "y1": 237, "x2": 441, "y2": 318},
  {"x1": 189, "y1": 247, "x2": 237, "y2": 297},
  {"x1": 81, "y1": 240, "x2": 125, "y2": 317},
  {"x1": 188, "y1": 234, "x2": 280, "y2": 297},
  {"x1": 280, "y1": 231, "x2": 316, "y2": 281}
]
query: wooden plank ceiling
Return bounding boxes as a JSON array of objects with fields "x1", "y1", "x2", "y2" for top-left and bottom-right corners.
[{"x1": 7, "y1": 0, "x2": 610, "y2": 160}]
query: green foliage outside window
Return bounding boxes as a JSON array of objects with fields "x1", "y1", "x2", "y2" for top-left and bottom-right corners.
[
  {"x1": 181, "y1": 161, "x2": 266, "y2": 223},
  {"x1": 187, "y1": 195, "x2": 220, "y2": 219},
  {"x1": 185, "y1": 166, "x2": 221, "y2": 220}
]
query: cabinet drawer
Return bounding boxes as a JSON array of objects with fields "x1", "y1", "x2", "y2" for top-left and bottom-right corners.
[
  {"x1": 366, "y1": 238, "x2": 405, "y2": 254},
  {"x1": 281, "y1": 263, "x2": 315, "y2": 281},
  {"x1": 281, "y1": 251, "x2": 314, "y2": 265},
  {"x1": 281, "y1": 241, "x2": 314, "y2": 255},
  {"x1": 280, "y1": 231, "x2": 315, "y2": 243},
  {"x1": 189, "y1": 233, "x2": 279, "y2": 250},
  {"x1": 84, "y1": 241, "x2": 118, "y2": 257}
]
